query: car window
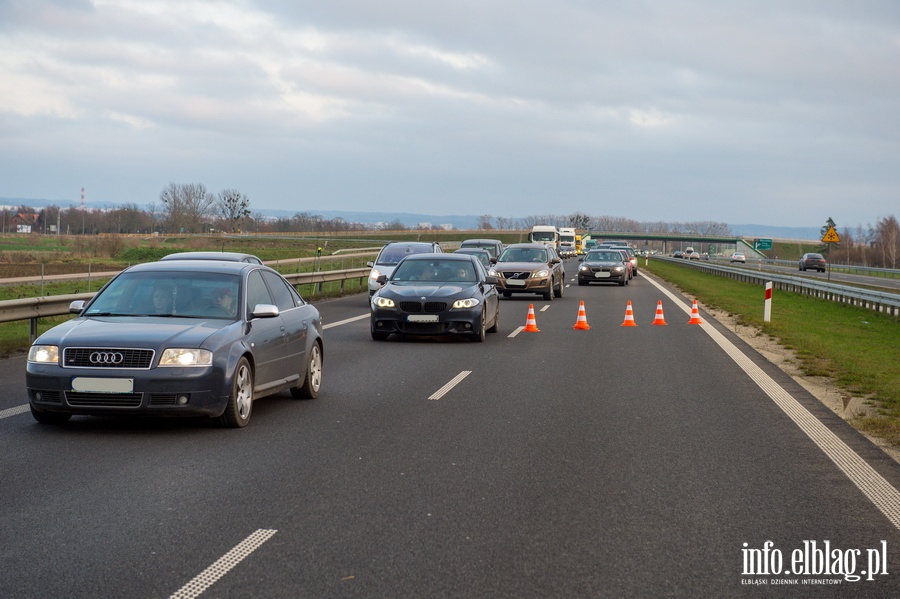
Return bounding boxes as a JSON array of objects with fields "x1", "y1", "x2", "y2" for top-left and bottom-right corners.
[
  {"x1": 261, "y1": 270, "x2": 298, "y2": 311},
  {"x1": 376, "y1": 244, "x2": 434, "y2": 266},
  {"x1": 246, "y1": 270, "x2": 274, "y2": 313},
  {"x1": 84, "y1": 272, "x2": 242, "y2": 317}
]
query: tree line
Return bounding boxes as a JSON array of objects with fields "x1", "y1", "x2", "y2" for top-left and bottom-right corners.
[{"x1": 2, "y1": 183, "x2": 898, "y2": 267}]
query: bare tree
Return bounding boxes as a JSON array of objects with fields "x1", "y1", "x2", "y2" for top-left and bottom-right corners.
[
  {"x1": 217, "y1": 189, "x2": 251, "y2": 232},
  {"x1": 159, "y1": 183, "x2": 216, "y2": 233},
  {"x1": 477, "y1": 215, "x2": 494, "y2": 229},
  {"x1": 875, "y1": 215, "x2": 900, "y2": 268}
]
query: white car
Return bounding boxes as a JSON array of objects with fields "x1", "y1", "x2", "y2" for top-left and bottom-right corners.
[{"x1": 730, "y1": 252, "x2": 746, "y2": 263}]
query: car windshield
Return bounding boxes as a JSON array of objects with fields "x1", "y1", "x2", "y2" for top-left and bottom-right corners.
[
  {"x1": 376, "y1": 245, "x2": 434, "y2": 266},
  {"x1": 84, "y1": 271, "x2": 242, "y2": 319},
  {"x1": 499, "y1": 248, "x2": 548, "y2": 263},
  {"x1": 393, "y1": 260, "x2": 476, "y2": 283},
  {"x1": 587, "y1": 252, "x2": 622, "y2": 261}
]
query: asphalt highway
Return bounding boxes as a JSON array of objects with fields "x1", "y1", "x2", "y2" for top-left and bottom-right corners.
[{"x1": 1, "y1": 263, "x2": 899, "y2": 598}]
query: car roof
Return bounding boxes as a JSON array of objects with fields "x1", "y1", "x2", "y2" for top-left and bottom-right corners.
[
  {"x1": 505, "y1": 242, "x2": 551, "y2": 249},
  {"x1": 128, "y1": 260, "x2": 264, "y2": 274},
  {"x1": 456, "y1": 248, "x2": 491, "y2": 254},
  {"x1": 401, "y1": 253, "x2": 474, "y2": 262},
  {"x1": 460, "y1": 238, "x2": 502, "y2": 244},
  {"x1": 160, "y1": 251, "x2": 263, "y2": 263}
]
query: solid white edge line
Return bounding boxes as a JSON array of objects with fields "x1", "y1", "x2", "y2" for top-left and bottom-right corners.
[
  {"x1": 642, "y1": 272, "x2": 900, "y2": 531},
  {"x1": 0, "y1": 405, "x2": 30, "y2": 420},
  {"x1": 169, "y1": 529, "x2": 277, "y2": 599},
  {"x1": 428, "y1": 371, "x2": 472, "y2": 401}
]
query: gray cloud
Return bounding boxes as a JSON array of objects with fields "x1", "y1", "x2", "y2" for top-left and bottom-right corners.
[{"x1": 1, "y1": 0, "x2": 897, "y2": 227}]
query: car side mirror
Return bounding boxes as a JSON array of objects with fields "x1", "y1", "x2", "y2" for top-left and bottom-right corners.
[
  {"x1": 251, "y1": 304, "x2": 279, "y2": 319},
  {"x1": 376, "y1": 275, "x2": 388, "y2": 285},
  {"x1": 550, "y1": 257, "x2": 561, "y2": 264},
  {"x1": 484, "y1": 275, "x2": 498, "y2": 285},
  {"x1": 69, "y1": 300, "x2": 86, "y2": 314},
  {"x1": 366, "y1": 261, "x2": 374, "y2": 267}
]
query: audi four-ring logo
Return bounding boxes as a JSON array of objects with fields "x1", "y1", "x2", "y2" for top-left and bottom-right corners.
[{"x1": 90, "y1": 351, "x2": 124, "y2": 364}]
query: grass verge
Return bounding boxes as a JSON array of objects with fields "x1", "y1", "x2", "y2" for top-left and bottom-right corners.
[{"x1": 643, "y1": 258, "x2": 900, "y2": 447}]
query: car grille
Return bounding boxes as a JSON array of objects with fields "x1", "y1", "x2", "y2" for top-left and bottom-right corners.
[
  {"x1": 65, "y1": 391, "x2": 143, "y2": 407},
  {"x1": 499, "y1": 271, "x2": 531, "y2": 279},
  {"x1": 398, "y1": 301, "x2": 447, "y2": 313},
  {"x1": 588, "y1": 267, "x2": 613, "y2": 273},
  {"x1": 63, "y1": 348, "x2": 155, "y2": 369}
]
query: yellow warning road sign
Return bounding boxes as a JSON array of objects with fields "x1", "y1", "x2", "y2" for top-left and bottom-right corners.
[{"x1": 822, "y1": 226, "x2": 841, "y2": 243}]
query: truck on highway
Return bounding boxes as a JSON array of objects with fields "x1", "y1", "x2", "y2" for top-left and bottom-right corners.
[{"x1": 528, "y1": 225, "x2": 559, "y2": 248}]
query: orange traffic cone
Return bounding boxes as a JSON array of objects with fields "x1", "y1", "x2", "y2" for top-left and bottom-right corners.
[
  {"x1": 620, "y1": 300, "x2": 637, "y2": 327},
  {"x1": 523, "y1": 304, "x2": 540, "y2": 332},
  {"x1": 651, "y1": 300, "x2": 668, "y2": 325},
  {"x1": 573, "y1": 301, "x2": 591, "y2": 330},
  {"x1": 687, "y1": 299, "x2": 703, "y2": 324}
]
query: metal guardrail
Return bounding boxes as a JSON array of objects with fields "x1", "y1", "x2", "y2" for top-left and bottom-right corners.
[
  {"x1": 656, "y1": 257, "x2": 900, "y2": 316},
  {"x1": 0, "y1": 267, "x2": 372, "y2": 342}
]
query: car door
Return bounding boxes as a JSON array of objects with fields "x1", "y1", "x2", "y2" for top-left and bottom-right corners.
[
  {"x1": 244, "y1": 269, "x2": 287, "y2": 389},
  {"x1": 261, "y1": 270, "x2": 309, "y2": 386}
]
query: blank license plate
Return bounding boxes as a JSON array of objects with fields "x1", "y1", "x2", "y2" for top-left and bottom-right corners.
[
  {"x1": 506, "y1": 279, "x2": 526, "y2": 286},
  {"x1": 72, "y1": 377, "x2": 134, "y2": 393},
  {"x1": 408, "y1": 314, "x2": 438, "y2": 323},
  {"x1": 595, "y1": 272, "x2": 611, "y2": 278}
]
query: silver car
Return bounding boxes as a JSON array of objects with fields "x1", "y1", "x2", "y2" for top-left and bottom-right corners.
[{"x1": 367, "y1": 241, "x2": 443, "y2": 296}]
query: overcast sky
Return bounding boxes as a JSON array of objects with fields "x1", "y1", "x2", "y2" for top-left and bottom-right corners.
[{"x1": 1, "y1": 0, "x2": 898, "y2": 228}]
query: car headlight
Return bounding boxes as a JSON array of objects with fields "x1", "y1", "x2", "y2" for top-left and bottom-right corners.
[
  {"x1": 369, "y1": 268, "x2": 382, "y2": 281},
  {"x1": 488, "y1": 268, "x2": 498, "y2": 276},
  {"x1": 159, "y1": 349, "x2": 213, "y2": 367},
  {"x1": 613, "y1": 266, "x2": 624, "y2": 272},
  {"x1": 452, "y1": 298, "x2": 480, "y2": 309},
  {"x1": 534, "y1": 269, "x2": 550, "y2": 278},
  {"x1": 28, "y1": 345, "x2": 59, "y2": 364},
  {"x1": 579, "y1": 265, "x2": 590, "y2": 272},
  {"x1": 373, "y1": 296, "x2": 395, "y2": 308}
]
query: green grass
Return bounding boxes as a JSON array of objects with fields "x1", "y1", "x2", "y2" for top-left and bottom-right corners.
[{"x1": 644, "y1": 259, "x2": 900, "y2": 446}]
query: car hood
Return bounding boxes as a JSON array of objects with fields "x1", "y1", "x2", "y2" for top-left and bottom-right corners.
[
  {"x1": 36, "y1": 316, "x2": 229, "y2": 348},
  {"x1": 493, "y1": 261, "x2": 550, "y2": 271},
  {"x1": 381, "y1": 282, "x2": 475, "y2": 299}
]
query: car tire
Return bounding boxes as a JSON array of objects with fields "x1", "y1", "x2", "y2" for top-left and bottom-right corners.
[
  {"x1": 578, "y1": 279, "x2": 586, "y2": 286},
  {"x1": 30, "y1": 405, "x2": 71, "y2": 425},
  {"x1": 471, "y1": 311, "x2": 486, "y2": 342},
  {"x1": 219, "y1": 357, "x2": 253, "y2": 428},
  {"x1": 371, "y1": 329, "x2": 390, "y2": 341},
  {"x1": 555, "y1": 277, "x2": 564, "y2": 298},
  {"x1": 291, "y1": 341, "x2": 322, "y2": 399},
  {"x1": 619, "y1": 278, "x2": 626, "y2": 286},
  {"x1": 487, "y1": 306, "x2": 499, "y2": 333}
]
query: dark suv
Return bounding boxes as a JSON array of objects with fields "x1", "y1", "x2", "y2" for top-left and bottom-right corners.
[
  {"x1": 368, "y1": 242, "x2": 443, "y2": 296},
  {"x1": 799, "y1": 253, "x2": 827, "y2": 272},
  {"x1": 489, "y1": 243, "x2": 565, "y2": 301}
]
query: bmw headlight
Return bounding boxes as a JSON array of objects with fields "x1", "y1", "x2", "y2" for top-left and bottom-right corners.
[
  {"x1": 535, "y1": 269, "x2": 550, "y2": 278},
  {"x1": 613, "y1": 266, "x2": 624, "y2": 272},
  {"x1": 452, "y1": 298, "x2": 480, "y2": 309},
  {"x1": 28, "y1": 345, "x2": 59, "y2": 364},
  {"x1": 159, "y1": 349, "x2": 213, "y2": 367},
  {"x1": 579, "y1": 265, "x2": 590, "y2": 272},
  {"x1": 373, "y1": 296, "x2": 395, "y2": 308}
]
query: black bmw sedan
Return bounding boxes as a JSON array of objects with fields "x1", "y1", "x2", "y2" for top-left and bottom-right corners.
[
  {"x1": 26, "y1": 260, "x2": 323, "y2": 428},
  {"x1": 370, "y1": 253, "x2": 500, "y2": 342}
]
